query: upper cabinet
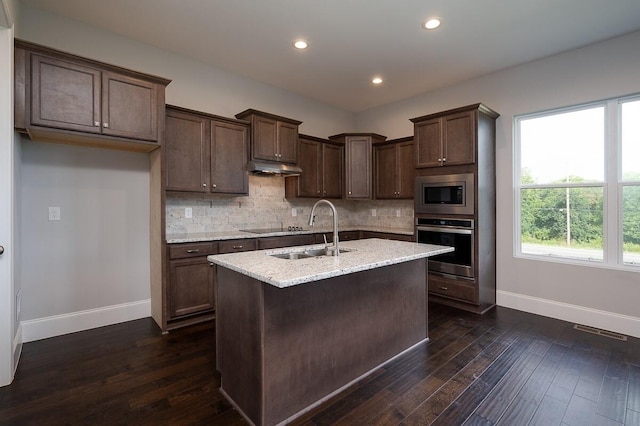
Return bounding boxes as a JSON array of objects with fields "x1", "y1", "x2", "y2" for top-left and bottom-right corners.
[
  {"x1": 165, "y1": 105, "x2": 249, "y2": 195},
  {"x1": 235, "y1": 109, "x2": 302, "y2": 164},
  {"x1": 374, "y1": 137, "x2": 414, "y2": 199},
  {"x1": 410, "y1": 104, "x2": 499, "y2": 168},
  {"x1": 329, "y1": 133, "x2": 386, "y2": 200},
  {"x1": 285, "y1": 135, "x2": 343, "y2": 199},
  {"x1": 15, "y1": 40, "x2": 170, "y2": 152}
]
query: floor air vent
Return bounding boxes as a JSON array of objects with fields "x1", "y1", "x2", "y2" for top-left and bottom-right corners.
[{"x1": 573, "y1": 324, "x2": 627, "y2": 341}]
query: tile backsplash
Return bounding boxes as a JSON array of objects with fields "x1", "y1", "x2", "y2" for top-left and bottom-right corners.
[{"x1": 166, "y1": 175, "x2": 413, "y2": 235}]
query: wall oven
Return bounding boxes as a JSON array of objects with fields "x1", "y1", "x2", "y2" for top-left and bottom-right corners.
[
  {"x1": 415, "y1": 173, "x2": 475, "y2": 215},
  {"x1": 416, "y1": 217, "x2": 474, "y2": 279}
]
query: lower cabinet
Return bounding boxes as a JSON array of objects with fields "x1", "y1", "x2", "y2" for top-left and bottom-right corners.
[
  {"x1": 167, "y1": 242, "x2": 217, "y2": 328},
  {"x1": 258, "y1": 234, "x2": 315, "y2": 249}
]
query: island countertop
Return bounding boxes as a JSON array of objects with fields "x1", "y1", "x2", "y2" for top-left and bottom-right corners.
[{"x1": 207, "y1": 238, "x2": 453, "y2": 288}]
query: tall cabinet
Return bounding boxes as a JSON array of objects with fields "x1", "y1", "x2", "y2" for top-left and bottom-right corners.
[
  {"x1": 411, "y1": 104, "x2": 499, "y2": 314},
  {"x1": 328, "y1": 133, "x2": 387, "y2": 200}
]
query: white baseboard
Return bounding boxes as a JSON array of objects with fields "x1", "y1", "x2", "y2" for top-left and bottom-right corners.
[
  {"x1": 21, "y1": 299, "x2": 151, "y2": 343},
  {"x1": 497, "y1": 290, "x2": 640, "y2": 339},
  {"x1": 13, "y1": 323, "x2": 22, "y2": 375}
]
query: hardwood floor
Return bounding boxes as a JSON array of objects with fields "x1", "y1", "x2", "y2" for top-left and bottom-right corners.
[{"x1": 1, "y1": 303, "x2": 638, "y2": 425}]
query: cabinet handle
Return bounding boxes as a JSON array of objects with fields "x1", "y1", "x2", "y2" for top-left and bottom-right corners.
[
  {"x1": 203, "y1": 183, "x2": 207, "y2": 187},
  {"x1": 186, "y1": 249, "x2": 200, "y2": 254},
  {"x1": 103, "y1": 122, "x2": 109, "y2": 128},
  {"x1": 232, "y1": 245, "x2": 243, "y2": 250},
  {"x1": 212, "y1": 184, "x2": 217, "y2": 188},
  {"x1": 348, "y1": 191, "x2": 352, "y2": 195},
  {"x1": 437, "y1": 158, "x2": 442, "y2": 162},
  {"x1": 438, "y1": 286, "x2": 448, "y2": 291},
  {"x1": 442, "y1": 157, "x2": 446, "y2": 161},
  {"x1": 94, "y1": 121, "x2": 100, "y2": 127}
]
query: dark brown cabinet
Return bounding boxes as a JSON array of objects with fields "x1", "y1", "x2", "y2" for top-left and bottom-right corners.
[
  {"x1": 235, "y1": 109, "x2": 301, "y2": 164},
  {"x1": 374, "y1": 137, "x2": 414, "y2": 199},
  {"x1": 165, "y1": 106, "x2": 249, "y2": 195},
  {"x1": 167, "y1": 242, "x2": 217, "y2": 322},
  {"x1": 411, "y1": 108, "x2": 483, "y2": 168},
  {"x1": 257, "y1": 234, "x2": 315, "y2": 249},
  {"x1": 218, "y1": 238, "x2": 257, "y2": 254},
  {"x1": 15, "y1": 40, "x2": 169, "y2": 151},
  {"x1": 328, "y1": 133, "x2": 386, "y2": 200},
  {"x1": 285, "y1": 135, "x2": 343, "y2": 199},
  {"x1": 412, "y1": 103, "x2": 500, "y2": 314},
  {"x1": 360, "y1": 231, "x2": 414, "y2": 241}
]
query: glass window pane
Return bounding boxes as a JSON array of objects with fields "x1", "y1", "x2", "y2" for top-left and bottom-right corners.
[
  {"x1": 622, "y1": 185, "x2": 640, "y2": 266},
  {"x1": 621, "y1": 100, "x2": 640, "y2": 181},
  {"x1": 520, "y1": 107, "x2": 604, "y2": 184},
  {"x1": 521, "y1": 187, "x2": 603, "y2": 261}
]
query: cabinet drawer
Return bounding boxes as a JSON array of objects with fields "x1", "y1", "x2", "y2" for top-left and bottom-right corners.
[
  {"x1": 258, "y1": 234, "x2": 315, "y2": 250},
  {"x1": 169, "y1": 242, "x2": 217, "y2": 259},
  {"x1": 428, "y1": 273, "x2": 478, "y2": 304},
  {"x1": 218, "y1": 238, "x2": 257, "y2": 253}
]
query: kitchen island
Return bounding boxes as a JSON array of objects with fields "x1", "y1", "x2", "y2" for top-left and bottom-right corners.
[{"x1": 208, "y1": 238, "x2": 453, "y2": 426}]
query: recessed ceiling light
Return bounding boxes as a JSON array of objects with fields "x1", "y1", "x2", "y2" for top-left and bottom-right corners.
[
  {"x1": 372, "y1": 77, "x2": 383, "y2": 85},
  {"x1": 294, "y1": 40, "x2": 308, "y2": 49},
  {"x1": 423, "y1": 18, "x2": 441, "y2": 30}
]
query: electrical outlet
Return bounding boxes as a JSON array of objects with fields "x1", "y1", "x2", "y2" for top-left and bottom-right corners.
[
  {"x1": 292, "y1": 208, "x2": 297, "y2": 217},
  {"x1": 371, "y1": 209, "x2": 377, "y2": 217},
  {"x1": 185, "y1": 207, "x2": 192, "y2": 218},
  {"x1": 396, "y1": 209, "x2": 401, "y2": 217},
  {"x1": 48, "y1": 206, "x2": 61, "y2": 221}
]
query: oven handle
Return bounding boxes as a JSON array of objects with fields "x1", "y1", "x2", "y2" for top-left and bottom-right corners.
[{"x1": 416, "y1": 226, "x2": 473, "y2": 235}]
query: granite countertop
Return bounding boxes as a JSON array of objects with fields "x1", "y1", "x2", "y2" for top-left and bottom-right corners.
[
  {"x1": 207, "y1": 238, "x2": 452, "y2": 288},
  {"x1": 166, "y1": 226, "x2": 414, "y2": 244}
]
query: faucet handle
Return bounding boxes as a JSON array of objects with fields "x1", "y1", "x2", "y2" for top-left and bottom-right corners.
[{"x1": 323, "y1": 234, "x2": 328, "y2": 247}]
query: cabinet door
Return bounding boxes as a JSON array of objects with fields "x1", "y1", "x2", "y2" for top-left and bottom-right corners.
[
  {"x1": 277, "y1": 121, "x2": 298, "y2": 164},
  {"x1": 297, "y1": 138, "x2": 322, "y2": 197},
  {"x1": 210, "y1": 120, "x2": 249, "y2": 194},
  {"x1": 415, "y1": 118, "x2": 442, "y2": 168},
  {"x1": 322, "y1": 143, "x2": 343, "y2": 199},
  {"x1": 102, "y1": 71, "x2": 158, "y2": 141},
  {"x1": 374, "y1": 144, "x2": 397, "y2": 199},
  {"x1": 397, "y1": 140, "x2": 415, "y2": 198},
  {"x1": 31, "y1": 54, "x2": 102, "y2": 134},
  {"x1": 442, "y1": 110, "x2": 475, "y2": 166},
  {"x1": 252, "y1": 116, "x2": 278, "y2": 161},
  {"x1": 165, "y1": 109, "x2": 209, "y2": 192},
  {"x1": 345, "y1": 137, "x2": 372, "y2": 199},
  {"x1": 169, "y1": 257, "x2": 215, "y2": 318},
  {"x1": 257, "y1": 234, "x2": 315, "y2": 249}
]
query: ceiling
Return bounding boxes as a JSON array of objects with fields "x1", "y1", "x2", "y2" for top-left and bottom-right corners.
[{"x1": 21, "y1": 0, "x2": 640, "y2": 112}]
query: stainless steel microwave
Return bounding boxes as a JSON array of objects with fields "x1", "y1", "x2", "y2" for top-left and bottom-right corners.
[{"x1": 414, "y1": 173, "x2": 475, "y2": 215}]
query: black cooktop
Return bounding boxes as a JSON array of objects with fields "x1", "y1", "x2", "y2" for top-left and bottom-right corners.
[{"x1": 240, "y1": 227, "x2": 306, "y2": 234}]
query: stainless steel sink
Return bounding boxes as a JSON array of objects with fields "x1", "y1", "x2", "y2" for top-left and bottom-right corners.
[
  {"x1": 270, "y1": 252, "x2": 314, "y2": 260},
  {"x1": 269, "y1": 247, "x2": 354, "y2": 259},
  {"x1": 302, "y1": 248, "x2": 353, "y2": 257}
]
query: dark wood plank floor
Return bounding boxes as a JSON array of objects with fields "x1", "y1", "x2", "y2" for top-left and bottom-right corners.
[{"x1": 1, "y1": 303, "x2": 638, "y2": 425}]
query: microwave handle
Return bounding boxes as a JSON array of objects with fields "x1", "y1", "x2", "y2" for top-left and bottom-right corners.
[{"x1": 416, "y1": 226, "x2": 473, "y2": 235}]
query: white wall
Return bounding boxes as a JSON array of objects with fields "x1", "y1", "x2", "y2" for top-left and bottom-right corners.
[
  {"x1": 357, "y1": 31, "x2": 640, "y2": 337},
  {"x1": 0, "y1": 0, "x2": 17, "y2": 387}
]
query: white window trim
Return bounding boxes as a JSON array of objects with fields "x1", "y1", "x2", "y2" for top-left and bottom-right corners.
[{"x1": 513, "y1": 95, "x2": 640, "y2": 272}]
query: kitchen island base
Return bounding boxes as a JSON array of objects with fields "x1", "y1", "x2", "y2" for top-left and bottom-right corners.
[{"x1": 216, "y1": 259, "x2": 428, "y2": 426}]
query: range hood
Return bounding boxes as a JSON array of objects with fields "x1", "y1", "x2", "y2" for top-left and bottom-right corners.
[{"x1": 247, "y1": 160, "x2": 302, "y2": 176}]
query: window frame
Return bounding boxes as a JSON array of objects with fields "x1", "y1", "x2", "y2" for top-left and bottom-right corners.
[{"x1": 514, "y1": 94, "x2": 640, "y2": 271}]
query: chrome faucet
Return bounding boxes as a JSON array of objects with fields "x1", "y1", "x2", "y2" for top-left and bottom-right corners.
[{"x1": 308, "y1": 199, "x2": 339, "y2": 256}]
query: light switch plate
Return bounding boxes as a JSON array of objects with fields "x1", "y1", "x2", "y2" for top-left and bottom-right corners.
[
  {"x1": 185, "y1": 207, "x2": 192, "y2": 219},
  {"x1": 396, "y1": 209, "x2": 401, "y2": 217},
  {"x1": 292, "y1": 208, "x2": 297, "y2": 217},
  {"x1": 48, "y1": 206, "x2": 61, "y2": 221},
  {"x1": 371, "y1": 209, "x2": 377, "y2": 217}
]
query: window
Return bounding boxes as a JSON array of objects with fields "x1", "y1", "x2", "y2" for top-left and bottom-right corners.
[{"x1": 515, "y1": 95, "x2": 640, "y2": 269}]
